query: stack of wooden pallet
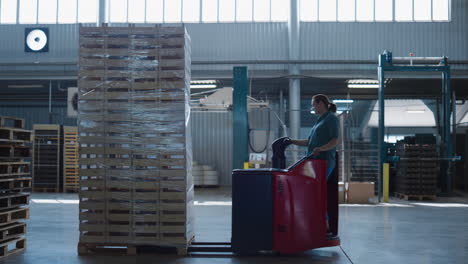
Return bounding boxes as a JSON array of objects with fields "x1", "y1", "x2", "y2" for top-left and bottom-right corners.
[
  {"x1": 0, "y1": 116, "x2": 31, "y2": 258},
  {"x1": 63, "y1": 126, "x2": 79, "y2": 192},
  {"x1": 77, "y1": 25, "x2": 193, "y2": 256},
  {"x1": 32, "y1": 125, "x2": 64, "y2": 192},
  {"x1": 395, "y1": 142, "x2": 438, "y2": 200}
]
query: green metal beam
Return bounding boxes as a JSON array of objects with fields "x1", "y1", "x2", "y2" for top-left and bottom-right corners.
[{"x1": 233, "y1": 66, "x2": 249, "y2": 170}]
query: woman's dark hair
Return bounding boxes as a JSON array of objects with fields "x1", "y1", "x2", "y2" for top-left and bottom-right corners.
[{"x1": 312, "y1": 94, "x2": 337, "y2": 113}]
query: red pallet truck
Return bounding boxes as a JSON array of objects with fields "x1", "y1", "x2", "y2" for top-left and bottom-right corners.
[{"x1": 189, "y1": 137, "x2": 340, "y2": 255}]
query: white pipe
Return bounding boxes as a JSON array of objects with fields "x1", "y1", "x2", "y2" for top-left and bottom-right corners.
[{"x1": 288, "y1": 0, "x2": 301, "y2": 162}]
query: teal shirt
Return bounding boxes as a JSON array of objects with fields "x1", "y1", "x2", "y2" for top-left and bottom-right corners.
[{"x1": 307, "y1": 112, "x2": 340, "y2": 171}]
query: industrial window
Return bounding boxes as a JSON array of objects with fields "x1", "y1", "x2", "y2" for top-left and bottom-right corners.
[
  {"x1": 19, "y1": 0, "x2": 37, "y2": 24},
  {"x1": 433, "y1": 0, "x2": 449, "y2": 21},
  {"x1": 0, "y1": 0, "x2": 450, "y2": 24},
  {"x1": 203, "y1": 0, "x2": 218, "y2": 23},
  {"x1": 109, "y1": 0, "x2": 127, "y2": 23},
  {"x1": 300, "y1": 0, "x2": 450, "y2": 22},
  {"x1": 38, "y1": 0, "x2": 57, "y2": 24},
  {"x1": 356, "y1": 0, "x2": 373, "y2": 21},
  {"x1": 128, "y1": 0, "x2": 145, "y2": 23},
  {"x1": 183, "y1": 0, "x2": 200, "y2": 22},
  {"x1": 146, "y1": 0, "x2": 163, "y2": 23},
  {"x1": 338, "y1": 0, "x2": 355, "y2": 21},
  {"x1": 236, "y1": 0, "x2": 253, "y2": 22},
  {"x1": 254, "y1": 0, "x2": 270, "y2": 22},
  {"x1": 271, "y1": 0, "x2": 289, "y2": 21},
  {"x1": 0, "y1": 0, "x2": 17, "y2": 23},
  {"x1": 219, "y1": 0, "x2": 235, "y2": 22},
  {"x1": 301, "y1": 0, "x2": 318, "y2": 21},
  {"x1": 58, "y1": 0, "x2": 77, "y2": 24},
  {"x1": 319, "y1": 0, "x2": 337, "y2": 21},
  {"x1": 375, "y1": 0, "x2": 393, "y2": 21},
  {"x1": 78, "y1": 0, "x2": 97, "y2": 23},
  {"x1": 0, "y1": 0, "x2": 289, "y2": 24},
  {"x1": 165, "y1": 0, "x2": 182, "y2": 22}
]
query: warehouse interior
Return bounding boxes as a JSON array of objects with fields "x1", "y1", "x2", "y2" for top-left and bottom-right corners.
[{"x1": 0, "y1": 0, "x2": 467, "y2": 263}]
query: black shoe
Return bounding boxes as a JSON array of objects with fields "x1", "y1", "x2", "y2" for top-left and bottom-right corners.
[{"x1": 326, "y1": 232, "x2": 339, "y2": 240}]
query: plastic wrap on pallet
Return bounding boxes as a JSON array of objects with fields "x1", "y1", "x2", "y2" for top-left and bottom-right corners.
[{"x1": 78, "y1": 25, "x2": 194, "y2": 247}]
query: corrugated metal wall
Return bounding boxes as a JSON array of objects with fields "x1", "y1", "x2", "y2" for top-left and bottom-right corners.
[
  {"x1": 191, "y1": 111, "x2": 233, "y2": 185},
  {"x1": 187, "y1": 22, "x2": 289, "y2": 72},
  {"x1": 0, "y1": 24, "x2": 79, "y2": 63},
  {"x1": 190, "y1": 108, "x2": 284, "y2": 185}
]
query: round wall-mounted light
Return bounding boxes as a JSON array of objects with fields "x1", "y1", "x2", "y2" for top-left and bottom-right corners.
[{"x1": 25, "y1": 28, "x2": 49, "y2": 53}]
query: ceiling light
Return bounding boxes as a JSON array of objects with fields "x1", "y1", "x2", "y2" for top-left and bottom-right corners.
[
  {"x1": 333, "y1": 99, "x2": 354, "y2": 103},
  {"x1": 8, "y1": 84, "x2": 44, "y2": 88},
  {"x1": 347, "y1": 79, "x2": 379, "y2": 84},
  {"x1": 347, "y1": 79, "x2": 380, "y2": 89},
  {"x1": 190, "y1": 80, "x2": 217, "y2": 85},
  {"x1": 190, "y1": 84, "x2": 217, "y2": 89},
  {"x1": 347, "y1": 84, "x2": 380, "y2": 89},
  {"x1": 406, "y1": 110, "x2": 425, "y2": 114}
]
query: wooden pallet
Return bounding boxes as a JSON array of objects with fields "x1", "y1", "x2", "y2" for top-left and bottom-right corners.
[
  {"x1": 77, "y1": 237, "x2": 193, "y2": 256},
  {"x1": 0, "y1": 223, "x2": 26, "y2": 242},
  {"x1": 395, "y1": 192, "x2": 436, "y2": 201},
  {"x1": 64, "y1": 126, "x2": 79, "y2": 192},
  {"x1": 0, "y1": 162, "x2": 30, "y2": 177},
  {"x1": 0, "y1": 145, "x2": 31, "y2": 160},
  {"x1": 0, "y1": 237, "x2": 26, "y2": 258},
  {"x1": 0, "y1": 128, "x2": 32, "y2": 143},
  {"x1": 0, "y1": 208, "x2": 29, "y2": 226},
  {"x1": 0, "y1": 177, "x2": 31, "y2": 192},
  {"x1": 0, "y1": 193, "x2": 29, "y2": 210},
  {"x1": 0, "y1": 117, "x2": 25, "y2": 129}
]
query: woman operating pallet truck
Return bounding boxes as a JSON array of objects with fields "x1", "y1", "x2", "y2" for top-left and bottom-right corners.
[{"x1": 289, "y1": 94, "x2": 340, "y2": 234}]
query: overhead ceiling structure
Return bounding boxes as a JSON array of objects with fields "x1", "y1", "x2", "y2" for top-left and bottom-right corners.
[
  {"x1": 203, "y1": 77, "x2": 468, "y2": 99},
  {"x1": 1, "y1": 77, "x2": 468, "y2": 100}
]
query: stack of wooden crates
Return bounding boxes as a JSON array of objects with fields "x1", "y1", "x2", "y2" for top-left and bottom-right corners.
[
  {"x1": 32, "y1": 125, "x2": 63, "y2": 192},
  {"x1": 0, "y1": 116, "x2": 31, "y2": 258},
  {"x1": 77, "y1": 25, "x2": 194, "y2": 255},
  {"x1": 395, "y1": 141, "x2": 438, "y2": 200}
]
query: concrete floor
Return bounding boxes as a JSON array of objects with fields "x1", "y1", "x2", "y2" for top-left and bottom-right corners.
[{"x1": 2, "y1": 188, "x2": 468, "y2": 264}]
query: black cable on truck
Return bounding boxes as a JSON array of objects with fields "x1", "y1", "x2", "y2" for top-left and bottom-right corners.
[{"x1": 248, "y1": 108, "x2": 271, "y2": 153}]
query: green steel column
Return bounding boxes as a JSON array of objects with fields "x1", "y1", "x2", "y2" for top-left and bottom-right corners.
[
  {"x1": 233, "y1": 66, "x2": 249, "y2": 170},
  {"x1": 377, "y1": 54, "x2": 386, "y2": 202}
]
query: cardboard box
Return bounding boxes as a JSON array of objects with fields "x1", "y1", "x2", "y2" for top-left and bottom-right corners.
[
  {"x1": 338, "y1": 182, "x2": 346, "y2": 204},
  {"x1": 347, "y1": 182, "x2": 375, "y2": 204}
]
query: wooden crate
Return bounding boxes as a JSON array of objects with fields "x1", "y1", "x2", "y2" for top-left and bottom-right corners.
[
  {"x1": 32, "y1": 125, "x2": 63, "y2": 192},
  {"x1": 63, "y1": 126, "x2": 79, "y2": 192},
  {"x1": 0, "y1": 117, "x2": 24, "y2": 130},
  {"x1": 78, "y1": 25, "x2": 193, "y2": 253},
  {"x1": 395, "y1": 142, "x2": 438, "y2": 197},
  {"x1": 0, "y1": 128, "x2": 32, "y2": 144},
  {"x1": 0, "y1": 162, "x2": 30, "y2": 178}
]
